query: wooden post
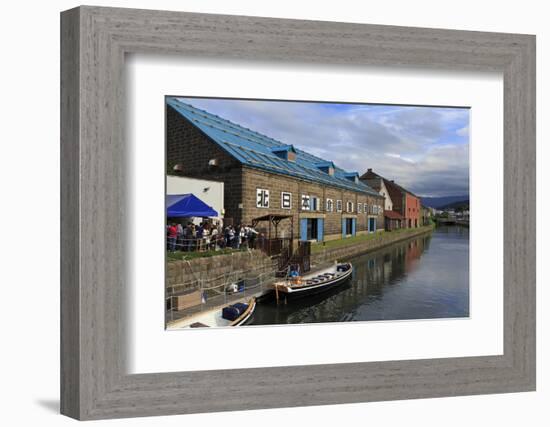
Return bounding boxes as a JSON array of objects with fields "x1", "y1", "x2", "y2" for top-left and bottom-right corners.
[
  {"x1": 268, "y1": 216, "x2": 272, "y2": 255},
  {"x1": 290, "y1": 215, "x2": 294, "y2": 255}
]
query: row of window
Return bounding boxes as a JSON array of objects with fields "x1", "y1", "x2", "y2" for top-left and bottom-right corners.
[{"x1": 256, "y1": 189, "x2": 382, "y2": 214}]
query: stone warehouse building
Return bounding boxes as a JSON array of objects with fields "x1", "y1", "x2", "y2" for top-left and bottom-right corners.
[{"x1": 166, "y1": 98, "x2": 384, "y2": 242}]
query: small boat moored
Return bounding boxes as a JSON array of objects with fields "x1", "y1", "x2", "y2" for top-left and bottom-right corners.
[
  {"x1": 168, "y1": 297, "x2": 256, "y2": 329},
  {"x1": 271, "y1": 262, "x2": 353, "y2": 300}
]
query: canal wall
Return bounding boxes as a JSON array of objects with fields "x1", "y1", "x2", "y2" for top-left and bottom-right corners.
[
  {"x1": 167, "y1": 226, "x2": 434, "y2": 295},
  {"x1": 311, "y1": 226, "x2": 434, "y2": 266},
  {"x1": 166, "y1": 249, "x2": 276, "y2": 295}
]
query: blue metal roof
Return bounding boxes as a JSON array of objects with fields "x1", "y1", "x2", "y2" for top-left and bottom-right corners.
[
  {"x1": 271, "y1": 145, "x2": 296, "y2": 154},
  {"x1": 167, "y1": 98, "x2": 380, "y2": 196},
  {"x1": 315, "y1": 161, "x2": 335, "y2": 168}
]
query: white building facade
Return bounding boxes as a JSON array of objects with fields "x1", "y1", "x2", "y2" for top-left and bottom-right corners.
[{"x1": 378, "y1": 179, "x2": 394, "y2": 211}]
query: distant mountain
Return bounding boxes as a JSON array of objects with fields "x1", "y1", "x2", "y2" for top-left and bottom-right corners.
[{"x1": 421, "y1": 195, "x2": 469, "y2": 209}]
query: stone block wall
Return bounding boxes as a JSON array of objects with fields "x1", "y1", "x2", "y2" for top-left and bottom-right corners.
[
  {"x1": 241, "y1": 167, "x2": 384, "y2": 240},
  {"x1": 166, "y1": 249, "x2": 276, "y2": 295}
]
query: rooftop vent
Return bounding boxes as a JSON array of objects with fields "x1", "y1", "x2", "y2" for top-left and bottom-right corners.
[
  {"x1": 270, "y1": 145, "x2": 297, "y2": 162},
  {"x1": 343, "y1": 172, "x2": 360, "y2": 183},
  {"x1": 315, "y1": 161, "x2": 335, "y2": 176}
]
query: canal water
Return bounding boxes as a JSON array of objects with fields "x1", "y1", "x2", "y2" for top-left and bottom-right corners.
[{"x1": 250, "y1": 225, "x2": 469, "y2": 325}]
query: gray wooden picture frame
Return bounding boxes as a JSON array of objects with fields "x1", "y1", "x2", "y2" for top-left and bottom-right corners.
[{"x1": 60, "y1": 6, "x2": 536, "y2": 420}]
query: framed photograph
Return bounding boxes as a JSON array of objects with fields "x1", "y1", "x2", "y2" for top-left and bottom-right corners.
[{"x1": 61, "y1": 6, "x2": 535, "y2": 420}]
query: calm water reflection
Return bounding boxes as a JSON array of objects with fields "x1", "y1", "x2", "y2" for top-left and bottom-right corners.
[{"x1": 251, "y1": 225, "x2": 469, "y2": 325}]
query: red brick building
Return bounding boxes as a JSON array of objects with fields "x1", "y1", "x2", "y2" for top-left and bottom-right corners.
[{"x1": 359, "y1": 169, "x2": 421, "y2": 229}]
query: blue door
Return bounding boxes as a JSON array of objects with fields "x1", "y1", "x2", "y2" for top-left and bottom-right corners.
[
  {"x1": 368, "y1": 217, "x2": 376, "y2": 233},
  {"x1": 342, "y1": 218, "x2": 346, "y2": 238},
  {"x1": 300, "y1": 218, "x2": 308, "y2": 241},
  {"x1": 317, "y1": 218, "x2": 324, "y2": 242},
  {"x1": 351, "y1": 218, "x2": 356, "y2": 236}
]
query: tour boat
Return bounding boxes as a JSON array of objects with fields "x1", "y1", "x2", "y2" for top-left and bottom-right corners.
[
  {"x1": 272, "y1": 262, "x2": 353, "y2": 300},
  {"x1": 169, "y1": 298, "x2": 256, "y2": 329}
]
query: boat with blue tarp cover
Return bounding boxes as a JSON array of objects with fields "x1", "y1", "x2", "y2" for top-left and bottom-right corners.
[{"x1": 169, "y1": 297, "x2": 256, "y2": 328}]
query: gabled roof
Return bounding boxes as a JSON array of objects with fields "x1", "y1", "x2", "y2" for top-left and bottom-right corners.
[
  {"x1": 363, "y1": 177, "x2": 382, "y2": 192},
  {"x1": 384, "y1": 210, "x2": 403, "y2": 220},
  {"x1": 360, "y1": 169, "x2": 418, "y2": 199},
  {"x1": 167, "y1": 98, "x2": 381, "y2": 196}
]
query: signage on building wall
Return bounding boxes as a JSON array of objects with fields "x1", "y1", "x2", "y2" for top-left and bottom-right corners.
[
  {"x1": 281, "y1": 192, "x2": 292, "y2": 209},
  {"x1": 311, "y1": 196, "x2": 320, "y2": 211},
  {"x1": 256, "y1": 188, "x2": 269, "y2": 208},
  {"x1": 301, "y1": 194, "x2": 311, "y2": 211}
]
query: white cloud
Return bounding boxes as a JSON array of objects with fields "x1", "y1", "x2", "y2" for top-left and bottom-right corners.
[
  {"x1": 456, "y1": 125, "x2": 469, "y2": 137},
  {"x1": 176, "y1": 97, "x2": 470, "y2": 197},
  {"x1": 385, "y1": 153, "x2": 415, "y2": 163}
]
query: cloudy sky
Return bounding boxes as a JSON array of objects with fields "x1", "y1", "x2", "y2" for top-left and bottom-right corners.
[{"x1": 176, "y1": 97, "x2": 470, "y2": 198}]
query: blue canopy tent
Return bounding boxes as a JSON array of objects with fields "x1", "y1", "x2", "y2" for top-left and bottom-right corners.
[{"x1": 166, "y1": 194, "x2": 218, "y2": 218}]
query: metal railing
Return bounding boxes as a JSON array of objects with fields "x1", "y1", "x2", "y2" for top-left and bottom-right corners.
[
  {"x1": 166, "y1": 264, "x2": 277, "y2": 325},
  {"x1": 167, "y1": 235, "x2": 260, "y2": 252}
]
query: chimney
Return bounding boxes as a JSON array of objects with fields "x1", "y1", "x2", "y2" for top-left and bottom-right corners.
[{"x1": 367, "y1": 168, "x2": 372, "y2": 172}]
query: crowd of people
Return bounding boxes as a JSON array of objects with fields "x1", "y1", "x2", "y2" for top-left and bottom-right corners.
[{"x1": 166, "y1": 220, "x2": 260, "y2": 253}]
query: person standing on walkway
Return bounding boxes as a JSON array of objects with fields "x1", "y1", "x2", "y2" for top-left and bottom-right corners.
[
  {"x1": 183, "y1": 222, "x2": 191, "y2": 251},
  {"x1": 176, "y1": 222, "x2": 184, "y2": 251},
  {"x1": 248, "y1": 225, "x2": 258, "y2": 249},
  {"x1": 227, "y1": 225, "x2": 235, "y2": 248},
  {"x1": 167, "y1": 223, "x2": 177, "y2": 252}
]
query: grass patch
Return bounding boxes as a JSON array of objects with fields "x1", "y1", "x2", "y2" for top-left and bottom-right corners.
[
  {"x1": 166, "y1": 247, "x2": 248, "y2": 262},
  {"x1": 312, "y1": 232, "x2": 381, "y2": 253},
  {"x1": 311, "y1": 225, "x2": 433, "y2": 254}
]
